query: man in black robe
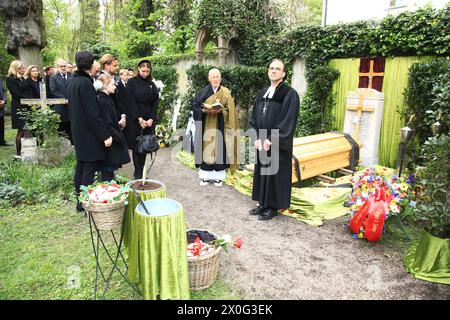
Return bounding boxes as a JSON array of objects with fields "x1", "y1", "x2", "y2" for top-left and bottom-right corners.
[
  {"x1": 67, "y1": 51, "x2": 112, "y2": 212},
  {"x1": 249, "y1": 59, "x2": 300, "y2": 221}
]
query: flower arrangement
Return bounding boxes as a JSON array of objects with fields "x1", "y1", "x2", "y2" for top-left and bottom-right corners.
[
  {"x1": 79, "y1": 180, "x2": 130, "y2": 205},
  {"x1": 187, "y1": 234, "x2": 242, "y2": 258},
  {"x1": 347, "y1": 167, "x2": 417, "y2": 239},
  {"x1": 155, "y1": 124, "x2": 172, "y2": 148}
]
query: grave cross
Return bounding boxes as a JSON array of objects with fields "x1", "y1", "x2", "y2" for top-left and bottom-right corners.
[
  {"x1": 359, "y1": 59, "x2": 384, "y2": 89},
  {"x1": 20, "y1": 79, "x2": 67, "y2": 108},
  {"x1": 345, "y1": 89, "x2": 375, "y2": 144}
]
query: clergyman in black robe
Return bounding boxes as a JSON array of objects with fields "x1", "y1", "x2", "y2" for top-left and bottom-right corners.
[{"x1": 249, "y1": 59, "x2": 300, "y2": 221}]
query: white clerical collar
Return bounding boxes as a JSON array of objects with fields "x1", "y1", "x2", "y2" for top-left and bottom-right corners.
[
  {"x1": 212, "y1": 86, "x2": 219, "y2": 93},
  {"x1": 263, "y1": 86, "x2": 277, "y2": 99}
]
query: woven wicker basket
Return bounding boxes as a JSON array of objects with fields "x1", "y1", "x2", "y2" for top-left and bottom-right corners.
[
  {"x1": 83, "y1": 201, "x2": 126, "y2": 231},
  {"x1": 187, "y1": 229, "x2": 222, "y2": 291}
]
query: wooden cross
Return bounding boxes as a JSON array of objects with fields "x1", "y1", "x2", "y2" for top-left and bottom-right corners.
[
  {"x1": 359, "y1": 59, "x2": 384, "y2": 89},
  {"x1": 20, "y1": 79, "x2": 67, "y2": 108},
  {"x1": 346, "y1": 90, "x2": 375, "y2": 144}
]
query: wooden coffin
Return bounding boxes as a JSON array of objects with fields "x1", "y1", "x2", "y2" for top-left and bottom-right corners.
[{"x1": 292, "y1": 133, "x2": 353, "y2": 183}]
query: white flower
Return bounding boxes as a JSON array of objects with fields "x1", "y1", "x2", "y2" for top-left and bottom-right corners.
[{"x1": 222, "y1": 234, "x2": 232, "y2": 243}]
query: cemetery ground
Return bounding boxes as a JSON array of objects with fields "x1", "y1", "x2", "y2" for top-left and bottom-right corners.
[{"x1": 0, "y1": 118, "x2": 449, "y2": 300}]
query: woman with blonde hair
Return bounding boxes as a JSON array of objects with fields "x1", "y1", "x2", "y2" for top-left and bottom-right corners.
[
  {"x1": 6, "y1": 60, "x2": 33, "y2": 156},
  {"x1": 95, "y1": 74, "x2": 130, "y2": 181}
]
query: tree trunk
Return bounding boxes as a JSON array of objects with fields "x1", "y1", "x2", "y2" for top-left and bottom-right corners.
[{"x1": 0, "y1": 0, "x2": 46, "y2": 67}]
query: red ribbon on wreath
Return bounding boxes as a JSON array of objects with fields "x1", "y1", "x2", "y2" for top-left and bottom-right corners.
[{"x1": 349, "y1": 187, "x2": 388, "y2": 242}]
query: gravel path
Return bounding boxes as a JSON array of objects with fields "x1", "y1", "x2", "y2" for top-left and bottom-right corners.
[{"x1": 119, "y1": 147, "x2": 449, "y2": 300}]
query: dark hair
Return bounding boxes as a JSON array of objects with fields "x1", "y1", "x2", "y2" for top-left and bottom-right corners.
[
  {"x1": 75, "y1": 51, "x2": 94, "y2": 71},
  {"x1": 137, "y1": 59, "x2": 152, "y2": 79}
]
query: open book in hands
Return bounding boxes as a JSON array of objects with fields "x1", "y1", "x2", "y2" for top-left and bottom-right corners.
[{"x1": 203, "y1": 101, "x2": 223, "y2": 110}]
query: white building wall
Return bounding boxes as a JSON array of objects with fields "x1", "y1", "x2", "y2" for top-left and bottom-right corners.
[{"x1": 323, "y1": 0, "x2": 449, "y2": 25}]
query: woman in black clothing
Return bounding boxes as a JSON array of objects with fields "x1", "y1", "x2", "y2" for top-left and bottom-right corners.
[
  {"x1": 95, "y1": 74, "x2": 130, "y2": 181},
  {"x1": 25, "y1": 65, "x2": 42, "y2": 98},
  {"x1": 125, "y1": 60, "x2": 159, "y2": 179},
  {"x1": 6, "y1": 60, "x2": 33, "y2": 156}
]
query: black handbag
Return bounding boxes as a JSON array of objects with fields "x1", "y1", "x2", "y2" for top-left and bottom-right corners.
[{"x1": 136, "y1": 129, "x2": 159, "y2": 155}]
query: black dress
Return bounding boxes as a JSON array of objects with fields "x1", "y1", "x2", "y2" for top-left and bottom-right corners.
[
  {"x1": 97, "y1": 91, "x2": 131, "y2": 168},
  {"x1": 249, "y1": 82, "x2": 300, "y2": 210},
  {"x1": 124, "y1": 75, "x2": 159, "y2": 149},
  {"x1": 6, "y1": 76, "x2": 33, "y2": 130}
]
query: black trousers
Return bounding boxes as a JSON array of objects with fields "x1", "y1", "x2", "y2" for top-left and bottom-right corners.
[
  {"x1": 74, "y1": 160, "x2": 99, "y2": 197},
  {"x1": 0, "y1": 115, "x2": 5, "y2": 144},
  {"x1": 132, "y1": 149, "x2": 147, "y2": 179}
]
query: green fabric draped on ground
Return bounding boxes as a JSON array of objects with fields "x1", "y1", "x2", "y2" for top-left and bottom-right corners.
[
  {"x1": 176, "y1": 150, "x2": 352, "y2": 226},
  {"x1": 403, "y1": 230, "x2": 450, "y2": 285}
]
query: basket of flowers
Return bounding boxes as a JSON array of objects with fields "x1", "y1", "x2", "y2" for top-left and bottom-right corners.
[
  {"x1": 80, "y1": 181, "x2": 131, "y2": 230},
  {"x1": 186, "y1": 229, "x2": 242, "y2": 291}
]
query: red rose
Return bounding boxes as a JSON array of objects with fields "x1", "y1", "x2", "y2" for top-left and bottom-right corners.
[{"x1": 234, "y1": 237, "x2": 243, "y2": 249}]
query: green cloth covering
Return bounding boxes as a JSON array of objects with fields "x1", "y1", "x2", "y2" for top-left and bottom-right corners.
[
  {"x1": 329, "y1": 56, "x2": 435, "y2": 167},
  {"x1": 123, "y1": 181, "x2": 167, "y2": 250},
  {"x1": 403, "y1": 229, "x2": 450, "y2": 285},
  {"x1": 379, "y1": 56, "x2": 433, "y2": 167},
  {"x1": 176, "y1": 150, "x2": 196, "y2": 169},
  {"x1": 127, "y1": 200, "x2": 190, "y2": 299},
  {"x1": 329, "y1": 58, "x2": 361, "y2": 131}
]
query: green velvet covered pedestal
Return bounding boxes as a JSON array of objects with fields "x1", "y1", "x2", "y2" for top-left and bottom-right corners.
[
  {"x1": 403, "y1": 229, "x2": 450, "y2": 285},
  {"x1": 127, "y1": 198, "x2": 190, "y2": 300},
  {"x1": 123, "y1": 179, "x2": 166, "y2": 249}
]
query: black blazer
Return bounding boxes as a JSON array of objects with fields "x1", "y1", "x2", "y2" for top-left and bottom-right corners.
[
  {"x1": 49, "y1": 72, "x2": 72, "y2": 122},
  {"x1": 67, "y1": 70, "x2": 110, "y2": 162},
  {"x1": 124, "y1": 75, "x2": 159, "y2": 149},
  {"x1": 25, "y1": 77, "x2": 41, "y2": 99},
  {"x1": 97, "y1": 91, "x2": 130, "y2": 167},
  {"x1": 6, "y1": 76, "x2": 33, "y2": 130}
]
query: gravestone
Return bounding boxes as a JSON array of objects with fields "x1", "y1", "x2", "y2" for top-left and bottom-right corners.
[
  {"x1": 21, "y1": 137, "x2": 38, "y2": 164},
  {"x1": 343, "y1": 88, "x2": 384, "y2": 166}
]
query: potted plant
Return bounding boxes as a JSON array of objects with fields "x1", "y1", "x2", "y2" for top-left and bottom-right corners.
[{"x1": 403, "y1": 133, "x2": 449, "y2": 285}]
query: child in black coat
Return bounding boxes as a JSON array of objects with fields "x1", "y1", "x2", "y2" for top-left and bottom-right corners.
[{"x1": 95, "y1": 74, "x2": 130, "y2": 181}]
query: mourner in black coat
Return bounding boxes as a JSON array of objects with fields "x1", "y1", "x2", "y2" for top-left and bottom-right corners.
[
  {"x1": 6, "y1": 72, "x2": 33, "y2": 156},
  {"x1": 25, "y1": 77, "x2": 42, "y2": 98},
  {"x1": 249, "y1": 59, "x2": 300, "y2": 221},
  {"x1": 97, "y1": 91, "x2": 130, "y2": 181},
  {"x1": 67, "y1": 51, "x2": 112, "y2": 211},
  {"x1": 50, "y1": 70, "x2": 73, "y2": 142},
  {"x1": 125, "y1": 60, "x2": 159, "y2": 179}
]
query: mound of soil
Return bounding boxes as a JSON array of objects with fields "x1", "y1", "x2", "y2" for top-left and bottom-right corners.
[{"x1": 132, "y1": 181, "x2": 162, "y2": 191}]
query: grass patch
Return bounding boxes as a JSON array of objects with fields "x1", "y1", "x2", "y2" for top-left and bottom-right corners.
[
  {"x1": 0, "y1": 116, "x2": 16, "y2": 162},
  {"x1": 0, "y1": 202, "x2": 240, "y2": 300}
]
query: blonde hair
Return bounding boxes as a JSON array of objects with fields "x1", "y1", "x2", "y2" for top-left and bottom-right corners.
[
  {"x1": 119, "y1": 69, "x2": 128, "y2": 76},
  {"x1": 94, "y1": 74, "x2": 114, "y2": 91},
  {"x1": 99, "y1": 54, "x2": 117, "y2": 69},
  {"x1": 26, "y1": 65, "x2": 40, "y2": 78},
  {"x1": 8, "y1": 60, "x2": 25, "y2": 77}
]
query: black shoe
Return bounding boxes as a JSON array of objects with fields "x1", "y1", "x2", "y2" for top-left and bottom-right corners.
[
  {"x1": 249, "y1": 206, "x2": 263, "y2": 216},
  {"x1": 0, "y1": 142, "x2": 12, "y2": 146},
  {"x1": 76, "y1": 202, "x2": 84, "y2": 212},
  {"x1": 258, "y1": 208, "x2": 278, "y2": 221}
]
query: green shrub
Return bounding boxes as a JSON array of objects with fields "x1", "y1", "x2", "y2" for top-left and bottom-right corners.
[
  {"x1": 296, "y1": 66, "x2": 339, "y2": 136},
  {"x1": 152, "y1": 65, "x2": 179, "y2": 125},
  {"x1": 403, "y1": 58, "x2": 450, "y2": 167},
  {"x1": 414, "y1": 134, "x2": 450, "y2": 238},
  {"x1": 0, "y1": 153, "x2": 76, "y2": 207}
]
